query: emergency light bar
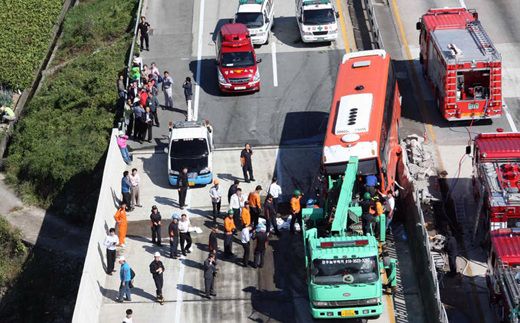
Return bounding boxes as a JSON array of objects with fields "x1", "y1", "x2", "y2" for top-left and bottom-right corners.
[
  {"x1": 320, "y1": 240, "x2": 369, "y2": 248},
  {"x1": 303, "y1": 0, "x2": 330, "y2": 5},
  {"x1": 239, "y1": 0, "x2": 264, "y2": 4}
]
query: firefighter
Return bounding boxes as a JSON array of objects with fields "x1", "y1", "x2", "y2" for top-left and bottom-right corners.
[
  {"x1": 114, "y1": 202, "x2": 128, "y2": 247},
  {"x1": 150, "y1": 205, "x2": 162, "y2": 246},
  {"x1": 241, "y1": 201, "x2": 251, "y2": 228},
  {"x1": 360, "y1": 192, "x2": 375, "y2": 236},
  {"x1": 169, "y1": 214, "x2": 180, "y2": 259},
  {"x1": 224, "y1": 210, "x2": 236, "y2": 258},
  {"x1": 372, "y1": 196, "x2": 384, "y2": 240},
  {"x1": 290, "y1": 190, "x2": 303, "y2": 234},
  {"x1": 248, "y1": 186, "x2": 262, "y2": 229},
  {"x1": 149, "y1": 252, "x2": 165, "y2": 304},
  {"x1": 444, "y1": 231, "x2": 458, "y2": 277}
]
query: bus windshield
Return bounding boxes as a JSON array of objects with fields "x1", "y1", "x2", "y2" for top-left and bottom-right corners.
[
  {"x1": 312, "y1": 257, "x2": 378, "y2": 285},
  {"x1": 303, "y1": 9, "x2": 335, "y2": 25},
  {"x1": 235, "y1": 12, "x2": 264, "y2": 28}
]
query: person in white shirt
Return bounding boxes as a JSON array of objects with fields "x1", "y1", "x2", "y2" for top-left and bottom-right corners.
[
  {"x1": 209, "y1": 179, "x2": 223, "y2": 221},
  {"x1": 129, "y1": 168, "x2": 142, "y2": 208},
  {"x1": 123, "y1": 309, "x2": 133, "y2": 323},
  {"x1": 380, "y1": 191, "x2": 395, "y2": 229},
  {"x1": 103, "y1": 228, "x2": 119, "y2": 275},
  {"x1": 267, "y1": 177, "x2": 282, "y2": 212},
  {"x1": 240, "y1": 226, "x2": 252, "y2": 267},
  {"x1": 178, "y1": 214, "x2": 192, "y2": 256},
  {"x1": 229, "y1": 188, "x2": 245, "y2": 229}
]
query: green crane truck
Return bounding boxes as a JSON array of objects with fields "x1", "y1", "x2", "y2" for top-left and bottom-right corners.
[{"x1": 302, "y1": 157, "x2": 396, "y2": 319}]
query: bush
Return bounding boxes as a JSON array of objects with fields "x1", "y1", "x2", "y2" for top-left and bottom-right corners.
[
  {"x1": 0, "y1": 215, "x2": 26, "y2": 287},
  {"x1": 0, "y1": 0, "x2": 63, "y2": 90}
]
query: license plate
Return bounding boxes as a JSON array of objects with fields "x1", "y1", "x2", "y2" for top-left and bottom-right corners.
[
  {"x1": 235, "y1": 86, "x2": 246, "y2": 90},
  {"x1": 468, "y1": 103, "x2": 479, "y2": 110},
  {"x1": 318, "y1": 37, "x2": 324, "y2": 41},
  {"x1": 188, "y1": 181, "x2": 195, "y2": 186},
  {"x1": 341, "y1": 310, "x2": 355, "y2": 317}
]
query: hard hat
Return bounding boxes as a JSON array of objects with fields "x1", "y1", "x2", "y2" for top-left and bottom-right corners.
[
  {"x1": 154, "y1": 252, "x2": 161, "y2": 257},
  {"x1": 228, "y1": 209, "x2": 234, "y2": 215},
  {"x1": 172, "y1": 214, "x2": 180, "y2": 220},
  {"x1": 214, "y1": 179, "x2": 219, "y2": 185},
  {"x1": 256, "y1": 185, "x2": 262, "y2": 190},
  {"x1": 364, "y1": 192, "x2": 372, "y2": 200},
  {"x1": 294, "y1": 190, "x2": 302, "y2": 196},
  {"x1": 119, "y1": 256, "x2": 126, "y2": 262},
  {"x1": 152, "y1": 205, "x2": 158, "y2": 210}
]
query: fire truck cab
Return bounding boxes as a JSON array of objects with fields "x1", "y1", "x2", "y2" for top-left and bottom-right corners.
[
  {"x1": 233, "y1": 0, "x2": 275, "y2": 45},
  {"x1": 296, "y1": 0, "x2": 339, "y2": 43},
  {"x1": 417, "y1": 8, "x2": 502, "y2": 121},
  {"x1": 216, "y1": 23, "x2": 261, "y2": 93},
  {"x1": 473, "y1": 133, "x2": 520, "y2": 232}
]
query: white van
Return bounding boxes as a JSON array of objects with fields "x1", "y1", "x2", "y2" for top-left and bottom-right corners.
[
  {"x1": 296, "y1": 0, "x2": 339, "y2": 43},
  {"x1": 233, "y1": 0, "x2": 275, "y2": 45}
]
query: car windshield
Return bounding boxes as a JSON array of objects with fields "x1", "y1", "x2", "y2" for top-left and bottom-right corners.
[
  {"x1": 221, "y1": 51, "x2": 255, "y2": 68},
  {"x1": 235, "y1": 12, "x2": 264, "y2": 28},
  {"x1": 170, "y1": 138, "x2": 208, "y2": 158},
  {"x1": 303, "y1": 9, "x2": 335, "y2": 25},
  {"x1": 312, "y1": 257, "x2": 378, "y2": 285}
]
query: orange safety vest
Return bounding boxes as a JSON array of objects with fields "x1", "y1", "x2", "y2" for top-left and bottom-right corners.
[
  {"x1": 248, "y1": 192, "x2": 261, "y2": 210},
  {"x1": 241, "y1": 207, "x2": 251, "y2": 226},
  {"x1": 224, "y1": 217, "x2": 236, "y2": 233},
  {"x1": 291, "y1": 196, "x2": 302, "y2": 213}
]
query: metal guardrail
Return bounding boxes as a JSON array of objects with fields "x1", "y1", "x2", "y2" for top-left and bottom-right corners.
[
  {"x1": 125, "y1": 0, "x2": 144, "y2": 91},
  {"x1": 415, "y1": 190, "x2": 449, "y2": 323},
  {"x1": 364, "y1": 0, "x2": 385, "y2": 49}
]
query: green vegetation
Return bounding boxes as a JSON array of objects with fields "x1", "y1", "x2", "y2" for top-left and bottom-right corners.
[
  {"x1": 0, "y1": 215, "x2": 27, "y2": 287},
  {"x1": 5, "y1": 0, "x2": 139, "y2": 222},
  {"x1": 0, "y1": 0, "x2": 63, "y2": 90}
]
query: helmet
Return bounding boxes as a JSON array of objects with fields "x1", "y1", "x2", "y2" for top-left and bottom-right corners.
[
  {"x1": 214, "y1": 179, "x2": 219, "y2": 185},
  {"x1": 363, "y1": 192, "x2": 372, "y2": 200},
  {"x1": 154, "y1": 252, "x2": 161, "y2": 257},
  {"x1": 294, "y1": 190, "x2": 302, "y2": 196},
  {"x1": 228, "y1": 209, "x2": 234, "y2": 215},
  {"x1": 172, "y1": 214, "x2": 180, "y2": 220}
]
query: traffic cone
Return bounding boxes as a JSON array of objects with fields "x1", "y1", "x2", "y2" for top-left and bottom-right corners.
[{"x1": 424, "y1": 130, "x2": 428, "y2": 143}]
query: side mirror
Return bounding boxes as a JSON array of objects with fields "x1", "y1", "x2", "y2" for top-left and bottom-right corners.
[
  {"x1": 256, "y1": 57, "x2": 262, "y2": 63},
  {"x1": 416, "y1": 21, "x2": 421, "y2": 30},
  {"x1": 335, "y1": 12, "x2": 340, "y2": 18}
]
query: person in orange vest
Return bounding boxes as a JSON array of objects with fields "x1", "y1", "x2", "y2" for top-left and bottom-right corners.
[
  {"x1": 372, "y1": 196, "x2": 384, "y2": 239},
  {"x1": 241, "y1": 201, "x2": 251, "y2": 228},
  {"x1": 290, "y1": 190, "x2": 303, "y2": 234},
  {"x1": 114, "y1": 202, "x2": 128, "y2": 247},
  {"x1": 248, "y1": 185, "x2": 262, "y2": 228},
  {"x1": 224, "y1": 210, "x2": 236, "y2": 258}
]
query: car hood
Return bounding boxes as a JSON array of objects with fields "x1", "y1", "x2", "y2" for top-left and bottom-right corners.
[{"x1": 220, "y1": 66, "x2": 256, "y2": 79}]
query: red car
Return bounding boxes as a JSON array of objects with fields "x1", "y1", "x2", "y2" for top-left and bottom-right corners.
[{"x1": 216, "y1": 23, "x2": 261, "y2": 93}]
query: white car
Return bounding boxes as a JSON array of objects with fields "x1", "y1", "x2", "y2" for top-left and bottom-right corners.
[{"x1": 234, "y1": 0, "x2": 275, "y2": 45}]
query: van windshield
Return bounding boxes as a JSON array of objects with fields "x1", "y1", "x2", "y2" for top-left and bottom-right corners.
[
  {"x1": 312, "y1": 257, "x2": 378, "y2": 285},
  {"x1": 221, "y1": 51, "x2": 255, "y2": 68},
  {"x1": 303, "y1": 9, "x2": 335, "y2": 25},
  {"x1": 170, "y1": 138, "x2": 208, "y2": 158},
  {"x1": 236, "y1": 12, "x2": 264, "y2": 28}
]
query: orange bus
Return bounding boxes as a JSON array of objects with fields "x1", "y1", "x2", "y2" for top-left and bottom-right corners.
[{"x1": 322, "y1": 50, "x2": 402, "y2": 193}]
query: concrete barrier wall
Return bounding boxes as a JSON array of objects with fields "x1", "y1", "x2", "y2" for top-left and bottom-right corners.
[{"x1": 72, "y1": 128, "x2": 126, "y2": 323}]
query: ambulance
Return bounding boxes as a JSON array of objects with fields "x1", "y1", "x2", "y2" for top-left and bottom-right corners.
[
  {"x1": 233, "y1": 0, "x2": 275, "y2": 45},
  {"x1": 296, "y1": 0, "x2": 339, "y2": 43}
]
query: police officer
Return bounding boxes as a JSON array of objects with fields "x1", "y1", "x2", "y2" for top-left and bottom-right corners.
[
  {"x1": 360, "y1": 192, "x2": 375, "y2": 236},
  {"x1": 150, "y1": 205, "x2": 162, "y2": 246},
  {"x1": 169, "y1": 214, "x2": 180, "y2": 259},
  {"x1": 203, "y1": 253, "x2": 217, "y2": 299},
  {"x1": 149, "y1": 252, "x2": 165, "y2": 304}
]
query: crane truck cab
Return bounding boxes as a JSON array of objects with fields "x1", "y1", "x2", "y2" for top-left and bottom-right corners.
[
  {"x1": 216, "y1": 23, "x2": 261, "y2": 93},
  {"x1": 296, "y1": 0, "x2": 339, "y2": 43},
  {"x1": 166, "y1": 120, "x2": 214, "y2": 186},
  {"x1": 233, "y1": 0, "x2": 275, "y2": 45}
]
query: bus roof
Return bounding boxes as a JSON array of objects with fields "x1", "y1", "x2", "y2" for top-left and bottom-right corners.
[
  {"x1": 310, "y1": 235, "x2": 379, "y2": 259},
  {"x1": 322, "y1": 50, "x2": 390, "y2": 166}
]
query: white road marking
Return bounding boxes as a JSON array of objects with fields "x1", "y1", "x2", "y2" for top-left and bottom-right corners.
[
  {"x1": 193, "y1": 0, "x2": 206, "y2": 122},
  {"x1": 271, "y1": 41, "x2": 278, "y2": 87},
  {"x1": 503, "y1": 103, "x2": 518, "y2": 132},
  {"x1": 174, "y1": 258, "x2": 186, "y2": 323}
]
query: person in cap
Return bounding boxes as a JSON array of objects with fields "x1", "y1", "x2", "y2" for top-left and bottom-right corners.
[
  {"x1": 240, "y1": 225, "x2": 252, "y2": 267},
  {"x1": 290, "y1": 190, "x2": 303, "y2": 234},
  {"x1": 103, "y1": 228, "x2": 119, "y2": 275},
  {"x1": 248, "y1": 185, "x2": 262, "y2": 229},
  {"x1": 209, "y1": 179, "x2": 223, "y2": 221},
  {"x1": 203, "y1": 253, "x2": 217, "y2": 299},
  {"x1": 150, "y1": 205, "x2": 162, "y2": 246},
  {"x1": 224, "y1": 210, "x2": 236, "y2": 258},
  {"x1": 209, "y1": 224, "x2": 219, "y2": 255},
  {"x1": 264, "y1": 194, "x2": 280, "y2": 235},
  {"x1": 169, "y1": 214, "x2": 180, "y2": 259},
  {"x1": 252, "y1": 224, "x2": 268, "y2": 269},
  {"x1": 241, "y1": 201, "x2": 251, "y2": 228},
  {"x1": 117, "y1": 256, "x2": 132, "y2": 302},
  {"x1": 372, "y1": 195, "x2": 384, "y2": 239},
  {"x1": 149, "y1": 252, "x2": 165, "y2": 304}
]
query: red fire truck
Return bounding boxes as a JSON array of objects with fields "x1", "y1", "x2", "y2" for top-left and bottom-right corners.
[
  {"x1": 487, "y1": 229, "x2": 520, "y2": 322},
  {"x1": 473, "y1": 132, "x2": 520, "y2": 234},
  {"x1": 416, "y1": 8, "x2": 502, "y2": 121}
]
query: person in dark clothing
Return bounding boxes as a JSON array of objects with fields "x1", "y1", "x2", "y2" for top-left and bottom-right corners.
[
  {"x1": 252, "y1": 225, "x2": 268, "y2": 269},
  {"x1": 147, "y1": 90, "x2": 160, "y2": 126},
  {"x1": 133, "y1": 104, "x2": 145, "y2": 141},
  {"x1": 138, "y1": 16, "x2": 150, "y2": 51},
  {"x1": 143, "y1": 106, "x2": 153, "y2": 142},
  {"x1": 182, "y1": 77, "x2": 193, "y2": 104},
  {"x1": 103, "y1": 228, "x2": 119, "y2": 275},
  {"x1": 228, "y1": 180, "x2": 240, "y2": 203},
  {"x1": 149, "y1": 252, "x2": 165, "y2": 304},
  {"x1": 203, "y1": 253, "x2": 217, "y2": 299},
  {"x1": 209, "y1": 224, "x2": 218, "y2": 255},
  {"x1": 240, "y1": 143, "x2": 254, "y2": 182},
  {"x1": 360, "y1": 192, "x2": 375, "y2": 236},
  {"x1": 444, "y1": 231, "x2": 458, "y2": 277},
  {"x1": 150, "y1": 205, "x2": 162, "y2": 246},
  {"x1": 169, "y1": 214, "x2": 180, "y2": 259},
  {"x1": 177, "y1": 167, "x2": 189, "y2": 209},
  {"x1": 264, "y1": 195, "x2": 280, "y2": 235}
]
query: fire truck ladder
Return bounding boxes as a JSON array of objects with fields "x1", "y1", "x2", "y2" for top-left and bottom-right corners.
[
  {"x1": 498, "y1": 264, "x2": 520, "y2": 322},
  {"x1": 468, "y1": 21, "x2": 495, "y2": 56},
  {"x1": 454, "y1": 197, "x2": 467, "y2": 224}
]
